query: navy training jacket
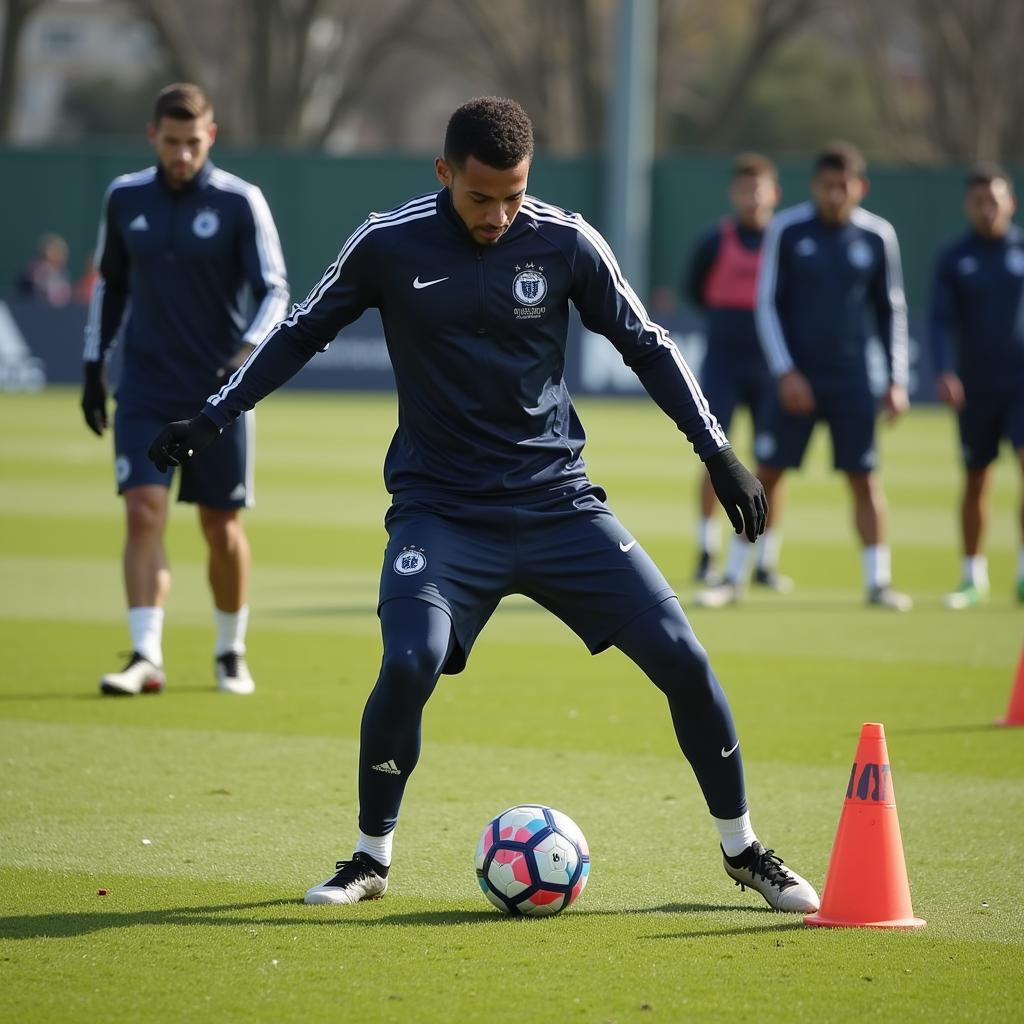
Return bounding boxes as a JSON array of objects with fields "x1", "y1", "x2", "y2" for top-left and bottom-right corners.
[
  {"x1": 83, "y1": 160, "x2": 289, "y2": 417},
  {"x1": 204, "y1": 187, "x2": 729, "y2": 499},
  {"x1": 755, "y1": 201, "x2": 909, "y2": 390},
  {"x1": 928, "y1": 224, "x2": 1024, "y2": 388}
]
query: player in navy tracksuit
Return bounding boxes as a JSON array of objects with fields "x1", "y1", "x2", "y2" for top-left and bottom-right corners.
[
  {"x1": 750, "y1": 142, "x2": 912, "y2": 611},
  {"x1": 685, "y1": 153, "x2": 792, "y2": 601},
  {"x1": 150, "y1": 98, "x2": 818, "y2": 913},
  {"x1": 80, "y1": 84, "x2": 289, "y2": 696},
  {"x1": 929, "y1": 164, "x2": 1024, "y2": 608}
]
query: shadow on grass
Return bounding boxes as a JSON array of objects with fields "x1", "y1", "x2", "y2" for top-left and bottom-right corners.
[
  {"x1": 641, "y1": 920, "x2": 806, "y2": 940},
  {"x1": 0, "y1": 684, "x2": 233, "y2": 703},
  {"x1": 0, "y1": 898, "x2": 793, "y2": 940}
]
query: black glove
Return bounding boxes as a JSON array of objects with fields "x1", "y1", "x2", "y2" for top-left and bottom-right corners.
[
  {"x1": 147, "y1": 413, "x2": 221, "y2": 473},
  {"x1": 705, "y1": 448, "x2": 768, "y2": 543},
  {"x1": 81, "y1": 361, "x2": 108, "y2": 437}
]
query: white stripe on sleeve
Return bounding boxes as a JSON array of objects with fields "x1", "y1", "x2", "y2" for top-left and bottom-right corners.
[
  {"x1": 852, "y1": 207, "x2": 909, "y2": 388},
  {"x1": 208, "y1": 194, "x2": 438, "y2": 409},
  {"x1": 82, "y1": 168, "x2": 154, "y2": 361},
  {"x1": 521, "y1": 197, "x2": 729, "y2": 450},
  {"x1": 754, "y1": 202, "x2": 813, "y2": 377}
]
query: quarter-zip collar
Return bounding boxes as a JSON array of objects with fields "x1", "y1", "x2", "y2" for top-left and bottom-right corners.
[{"x1": 156, "y1": 158, "x2": 214, "y2": 195}]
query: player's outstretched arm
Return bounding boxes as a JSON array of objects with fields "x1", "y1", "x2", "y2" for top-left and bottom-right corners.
[
  {"x1": 705, "y1": 448, "x2": 768, "y2": 542},
  {"x1": 148, "y1": 414, "x2": 221, "y2": 473}
]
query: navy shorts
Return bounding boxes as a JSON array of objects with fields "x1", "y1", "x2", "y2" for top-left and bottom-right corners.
[
  {"x1": 755, "y1": 382, "x2": 877, "y2": 472},
  {"x1": 378, "y1": 483, "x2": 676, "y2": 674},
  {"x1": 113, "y1": 404, "x2": 255, "y2": 508},
  {"x1": 701, "y1": 348, "x2": 774, "y2": 436},
  {"x1": 958, "y1": 383, "x2": 1024, "y2": 469}
]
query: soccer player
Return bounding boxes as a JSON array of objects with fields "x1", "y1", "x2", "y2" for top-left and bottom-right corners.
[
  {"x1": 685, "y1": 153, "x2": 792, "y2": 599},
  {"x1": 733, "y1": 141, "x2": 912, "y2": 610},
  {"x1": 929, "y1": 165, "x2": 1024, "y2": 608},
  {"x1": 80, "y1": 83, "x2": 289, "y2": 695},
  {"x1": 149, "y1": 97, "x2": 819, "y2": 913}
]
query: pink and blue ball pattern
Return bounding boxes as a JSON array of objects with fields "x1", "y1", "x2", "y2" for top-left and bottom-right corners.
[{"x1": 474, "y1": 804, "x2": 590, "y2": 917}]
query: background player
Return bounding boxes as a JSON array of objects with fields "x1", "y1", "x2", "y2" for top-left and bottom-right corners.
[
  {"x1": 743, "y1": 141, "x2": 912, "y2": 610},
  {"x1": 80, "y1": 83, "x2": 289, "y2": 695},
  {"x1": 929, "y1": 164, "x2": 1024, "y2": 608},
  {"x1": 149, "y1": 97, "x2": 819, "y2": 915},
  {"x1": 685, "y1": 153, "x2": 791, "y2": 600}
]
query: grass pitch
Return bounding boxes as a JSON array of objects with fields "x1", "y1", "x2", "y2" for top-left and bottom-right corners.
[{"x1": 1, "y1": 388, "x2": 1022, "y2": 1023}]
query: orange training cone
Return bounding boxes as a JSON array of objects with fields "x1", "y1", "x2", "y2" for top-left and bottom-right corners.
[
  {"x1": 805, "y1": 722, "x2": 925, "y2": 929},
  {"x1": 998, "y1": 642, "x2": 1024, "y2": 727}
]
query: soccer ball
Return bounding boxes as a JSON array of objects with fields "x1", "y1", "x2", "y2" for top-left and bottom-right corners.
[{"x1": 475, "y1": 804, "x2": 590, "y2": 916}]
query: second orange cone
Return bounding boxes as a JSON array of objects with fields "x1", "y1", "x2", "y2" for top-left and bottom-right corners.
[
  {"x1": 805, "y1": 722, "x2": 925, "y2": 929},
  {"x1": 998, "y1": 642, "x2": 1024, "y2": 726}
]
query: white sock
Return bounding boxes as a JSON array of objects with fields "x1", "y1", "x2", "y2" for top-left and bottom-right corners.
[
  {"x1": 724, "y1": 535, "x2": 754, "y2": 584},
  {"x1": 128, "y1": 606, "x2": 164, "y2": 667},
  {"x1": 714, "y1": 812, "x2": 758, "y2": 858},
  {"x1": 355, "y1": 830, "x2": 393, "y2": 868},
  {"x1": 1017, "y1": 548, "x2": 1024, "y2": 583},
  {"x1": 862, "y1": 545, "x2": 891, "y2": 589},
  {"x1": 699, "y1": 517, "x2": 721, "y2": 556},
  {"x1": 757, "y1": 529, "x2": 782, "y2": 570},
  {"x1": 214, "y1": 605, "x2": 249, "y2": 656},
  {"x1": 963, "y1": 555, "x2": 989, "y2": 588}
]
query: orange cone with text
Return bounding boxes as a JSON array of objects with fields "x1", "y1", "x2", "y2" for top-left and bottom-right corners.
[
  {"x1": 998, "y1": 642, "x2": 1024, "y2": 726},
  {"x1": 805, "y1": 722, "x2": 925, "y2": 929}
]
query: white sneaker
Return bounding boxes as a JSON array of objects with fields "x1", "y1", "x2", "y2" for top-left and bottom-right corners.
[
  {"x1": 100, "y1": 652, "x2": 165, "y2": 696},
  {"x1": 215, "y1": 651, "x2": 255, "y2": 695},
  {"x1": 304, "y1": 853, "x2": 389, "y2": 905},
  {"x1": 944, "y1": 581, "x2": 987, "y2": 610},
  {"x1": 695, "y1": 581, "x2": 742, "y2": 608},
  {"x1": 867, "y1": 585, "x2": 913, "y2": 612},
  {"x1": 723, "y1": 842, "x2": 820, "y2": 913},
  {"x1": 753, "y1": 567, "x2": 795, "y2": 594}
]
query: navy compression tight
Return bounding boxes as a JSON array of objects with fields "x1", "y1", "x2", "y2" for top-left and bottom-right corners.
[{"x1": 357, "y1": 597, "x2": 746, "y2": 836}]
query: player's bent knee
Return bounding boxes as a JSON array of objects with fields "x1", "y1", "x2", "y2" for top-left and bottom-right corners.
[
  {"x1": 377, "y1": 646, "x2": 443, "y2": 707},
  {"x1": 199, "y1": 509, "x2": 244, "y2": 552},
  {"x1": 618, "y1": 604, "x2": 717, "y2": 696},
  {"x1": 651, "y1": 640, "x2": 715, "y2": 698},
  {"x1": 124, "y1": 490, "x2": 167, "y2": 535}
]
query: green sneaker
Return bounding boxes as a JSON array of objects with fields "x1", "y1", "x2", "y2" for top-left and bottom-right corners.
[{"x1": 944, "y1": 581, "x2": 987, "y2": 610}]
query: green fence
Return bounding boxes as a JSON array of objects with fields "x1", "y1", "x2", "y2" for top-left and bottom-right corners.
[{"x1": 0, "y1": 145, "x2": 988, "y2": 317}]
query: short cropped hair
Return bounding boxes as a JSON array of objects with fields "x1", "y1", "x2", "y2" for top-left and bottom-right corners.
[
  {"x1": 814, "y1": 141, "x2": 866, "y2": 178},
  {"x1": 153, "y1": 83, "x2": 213, "y2": 123},
  {"x1": 966, "y1": 162, "x2": 1014, "y2": 193},
  {"x1": 443, "y1": 97, "x2": 534, "y2": 170},
  {"x1": 733, "y1": 152, "x2": 777, "y2": 180}
]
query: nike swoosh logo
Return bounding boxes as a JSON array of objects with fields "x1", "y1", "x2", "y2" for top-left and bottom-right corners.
[
  {"x1": 721, "y1": 740, "x2": 740, "y2": 758},
  {"x1": 619, "y1": 540, "x2": 637, "y2": 552},
  {"x1": 413, "y1": 275, "x2": 450, "y2": 289}
]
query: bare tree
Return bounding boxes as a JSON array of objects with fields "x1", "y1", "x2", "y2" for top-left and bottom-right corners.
[
  {"x1": 913, "y1": 0, "x2": 1024, "y2": 161},
  {"x1": 854, "y1": 0, "x2": 1024, "y2": 162},
  {"x1": 408, "y1": 0, "x2": 610, "y2": 152},
  {"x1": 0, "y1": 0, "x2": 46, "y2": 137},
  {"x1": 131, "y1": 0, "x2": 428, "y2": 145},
  {"x1": 691, "y1": 0, "x2": 822, "y2": 146}
]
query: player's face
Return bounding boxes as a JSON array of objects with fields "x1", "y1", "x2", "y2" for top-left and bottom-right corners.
[
  {"x1": 965, "y1": 180, "x2": 1016, "y2": 239},
  {"x1": 730, "y1": 173, "x2": 780, "y2": 229},
  {"x1": 436, "y1": 155, "x2": 530, "y2": 245},
  {"x1": 812, "y1": 168, "x2": 866, "y2": 226},
  {"x1": 148, "y1": 113, "x2": 217, "y2": 189}
]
